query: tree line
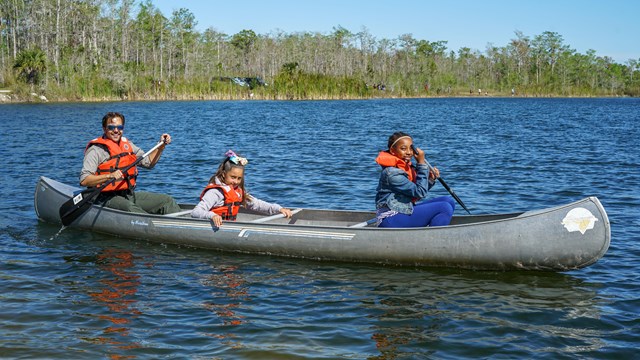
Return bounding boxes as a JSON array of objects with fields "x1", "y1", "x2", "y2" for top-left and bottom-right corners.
[{"x1": 1, "y1": 0, "x2": 639, "y2": 101}]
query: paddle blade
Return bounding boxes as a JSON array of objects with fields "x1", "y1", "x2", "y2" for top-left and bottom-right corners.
[{"x1": 59, "y1": 188, "x2": 101, "y2": 226}]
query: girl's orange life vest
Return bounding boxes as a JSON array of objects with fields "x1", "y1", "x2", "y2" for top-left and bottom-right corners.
[
  {"x1": 200, "y1": 184, "x2": 244, "y2": 220},
  {"x1": 375, "y1": 151, "x2": 417, "y2": 182},
  {"x1": 86, "y1": 136, "x2": 138, "y2": 192}
]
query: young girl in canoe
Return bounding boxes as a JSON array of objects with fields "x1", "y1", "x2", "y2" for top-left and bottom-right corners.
[
  {"x1": 375, "y1": 132, "x2": 455, "y2": 227},
  {"x1": 191, "y1": 150, "x2": 293, "y2": 227}
]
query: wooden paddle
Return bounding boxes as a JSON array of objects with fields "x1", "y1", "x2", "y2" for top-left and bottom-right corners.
[
  {"x1": 412, "y1": 145, "x2": 471, "y2": 214},
  {"x1": 59, "y1": 140, "x2": 166, "y2": 226}
]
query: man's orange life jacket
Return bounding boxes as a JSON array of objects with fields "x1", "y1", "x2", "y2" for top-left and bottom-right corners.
[
  {"x1": 200, "y1": 184, "x2": 243, "y2": 220},
  {"x1": 86, "y1": 136, "x2": 138, "y2": 192}
]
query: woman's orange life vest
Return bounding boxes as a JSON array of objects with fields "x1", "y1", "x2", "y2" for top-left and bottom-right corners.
[
  {"x1": 375, "y1": 151, "x2": 417, "y2": 182},
  {"x1": 86, "y1": 136, "x2": 139, "y2": 192},
  {"x1": 200, "y1": 184, "x2": 244, "y2": 220}
]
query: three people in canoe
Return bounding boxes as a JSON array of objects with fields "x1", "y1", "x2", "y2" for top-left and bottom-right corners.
[{"x1": 79, "y1": 113, "x2": 454, "y2": 227}]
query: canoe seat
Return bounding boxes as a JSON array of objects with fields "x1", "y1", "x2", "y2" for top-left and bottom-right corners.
[
  {"x1": 164, "y1": 209, "x2": 192, "y2": 217},
  {"x1": 349, "y1": 218, "x2": 377, "y2": 228},
  {"x1": 251, "y1": 208, "x2": 302, "y2": 223}
]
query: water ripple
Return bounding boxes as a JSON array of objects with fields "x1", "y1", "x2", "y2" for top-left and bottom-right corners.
[{"x1": 1, "y1": 98, "x2": 639, "y2": 358}]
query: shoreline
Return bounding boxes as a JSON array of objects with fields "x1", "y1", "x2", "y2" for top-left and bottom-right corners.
[{"x1": 0, "y1": 90, "x2": 633, "y2": 104}]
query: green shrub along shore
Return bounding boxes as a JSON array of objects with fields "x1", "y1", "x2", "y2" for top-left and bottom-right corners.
[
  {"x1": 2, "y1": 1, "x2": 639, "y2": 103},
  {"x1": 3, "y1": 79, "x2": 635, "y2": 104}
]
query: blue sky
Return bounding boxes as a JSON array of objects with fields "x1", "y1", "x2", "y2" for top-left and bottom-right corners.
[{"x1": 151, "y1": 0, "x2": 639, "y2": 63}]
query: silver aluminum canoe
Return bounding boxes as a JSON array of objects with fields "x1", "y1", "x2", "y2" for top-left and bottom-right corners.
[{"x1": 34, "y1": 176, "x2": 610, "y2": 271}]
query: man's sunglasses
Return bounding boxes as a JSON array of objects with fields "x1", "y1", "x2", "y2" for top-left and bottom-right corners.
[{"x1": 106, "y1": 125, "x2": 124, "y2": 131}]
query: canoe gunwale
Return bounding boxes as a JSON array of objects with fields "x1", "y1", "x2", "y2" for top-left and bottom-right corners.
[{"x1": 35, "y1": 176, "x2": 554, "y2": 230}]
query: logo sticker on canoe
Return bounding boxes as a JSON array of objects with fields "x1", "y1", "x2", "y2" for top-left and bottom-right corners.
[
  {"x1": 131, "y1": 220, "x2": 149, "y2": 226},
  {"x1": 561, "y1": 207, "x2": 598, "y2": 234},
  {"x1": 72, "y1": 193, "x2": 83, "y2": 205}
]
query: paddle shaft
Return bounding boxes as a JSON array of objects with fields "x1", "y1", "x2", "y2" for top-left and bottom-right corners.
[
  {"x1": 59, "y1": 140, "x2": 166, "y2": 225},
  {"x1": 93, "y1": 140, "x2": 165, "y2": 189},
  {"x1": 103, "y1": 139, "x2": 164, "y2": 184},
  {"x1": 422, "y1": 158, "x2": 471, "y2": 215}
]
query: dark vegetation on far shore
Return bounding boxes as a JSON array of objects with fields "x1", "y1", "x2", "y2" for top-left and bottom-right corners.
[{"x1": 1, "y1": 0, "x2": 639, "y2": 103}]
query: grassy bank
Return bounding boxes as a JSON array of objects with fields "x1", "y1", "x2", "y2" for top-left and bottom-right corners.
[{"x1": 2, "y1": 81, "x2": 634, "y2": 104}]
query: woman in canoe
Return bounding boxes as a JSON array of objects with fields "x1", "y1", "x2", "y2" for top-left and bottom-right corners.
[
  {"x1": 375, "y1": 132, "x2": 455, "y2": 227},
  {"x1": 191, "y1": 150, "x2": 293, "y2": 227}
]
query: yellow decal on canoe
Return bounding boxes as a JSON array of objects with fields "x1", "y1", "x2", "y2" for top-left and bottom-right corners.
[{"x1": 561, "y1": 207, "x2": 598, "y2": 235}]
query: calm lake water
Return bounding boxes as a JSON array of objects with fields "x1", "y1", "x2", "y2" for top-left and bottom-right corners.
[{"x1": 1, "y1": 98, "x2": 639, "y2": 358}]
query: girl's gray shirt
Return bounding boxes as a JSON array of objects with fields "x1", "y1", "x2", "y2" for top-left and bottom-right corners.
[{"x1": 191, "y1": 177, "x2": 283, "y2": 220}]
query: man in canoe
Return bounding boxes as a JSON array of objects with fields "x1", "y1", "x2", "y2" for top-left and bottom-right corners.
[{"x1": 79, "y1": 112, "x2": 181, "y2": 214}]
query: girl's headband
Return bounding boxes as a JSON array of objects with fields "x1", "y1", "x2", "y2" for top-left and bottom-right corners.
[
  {"x1": 225, "y1": 149, "x2": 248, "y2": 166},
  {"x1": 390, "y1": 136, "x2": 411, "y2": 148}
]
